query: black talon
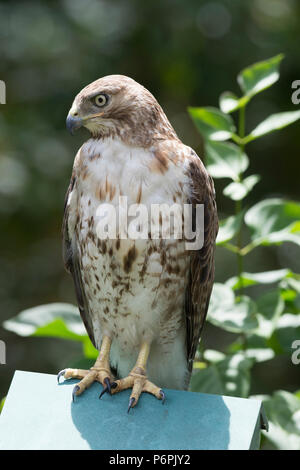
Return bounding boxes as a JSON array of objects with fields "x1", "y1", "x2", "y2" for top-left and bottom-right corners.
[
  {"x1": 104, "y1": 377, "x2": 111, "y2": 395},
  {"x1": 99, "y1": 380, "x2": 117, "y2": 399},
  {"x1": 57, "y1": 369, "x2": 66, "y2": 384},
  {"x1": 72, "y1": 385, "x2": 80, "y2": 402},
  {"x1": 99, "y1": 385, "x2": 109, "y2": 399},
  {"x1": 160, "y1": 390, "x2": 166, "y2": 404},
  {"x1": 127, "y1": 397, "x2": 135, "y2": 413}
]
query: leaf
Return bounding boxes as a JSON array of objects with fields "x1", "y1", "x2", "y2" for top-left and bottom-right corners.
[
  {"x1": 237, "y1": 53, "x2": 284, "y2": 98},
  {"x1": 216, "y1": 211, "x2": 244, "y2": 245},
  {"x1": 245, "y1": 347, "x2": 275, "y2": 363},
  {"x1": 188, "y1": 106, "x2": 236, "y2": 141},
  {"x1": 280, "y1": 275, "x2": 300, "y2": 307},
  {"x1": 203, "y1": 349, "x2": 226, "y2": 364},
  {"x1": 272, "y1": 314, "x2": 300, "y2": 354},
  {"x1": 245, "y1": 110, "x2": 300, "y2": 143},
  {"x1": 205, "y1": 141, "x2": 248, "y2": 180},
  {"x1": 223, "y1": 174, "x2": 260, "y2": 201},
  {"x1": 0, "y1": 397, "x2": 5, "y2": 414},
  {"x1": 226, "y1": 269, "x2": 291, "y2": 290},
  {"x1": 246, "y1": 334, "x2": 276, "y2": 363},
  {"x1": 83, "y1": 337, "x2": 99, "y2": 359},
  {"x1": 245, "y1": 198, "x2": 300, "y2": 247},
  {"x1": 207, "y1": 283, "x2": 258, "y2": 333},
  {"x1": 254, "y1": 290, "x2": 285, "y2": 339},
  {"x1": 219, "y1": 91, "x2": 249, "y2": 114},
  {"x1": 262, "y1": 391, "x2": 300, "y2": 450},
  {"x1": 282, "y1": 276, "x2": 300, "y2": 294},
  {"x1": 3, "y1": 303, "x2": 86, "y2": 340},
  {"x1": 191, "y1": 352, "x2": 253, "y2": 397}
]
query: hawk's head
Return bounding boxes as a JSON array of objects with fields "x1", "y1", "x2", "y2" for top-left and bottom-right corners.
[{"x1": 66, "y1": 75, "x2": 177, "y2": 146}]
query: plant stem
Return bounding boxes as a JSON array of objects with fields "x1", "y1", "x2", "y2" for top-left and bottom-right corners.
[{"x1": 236, "y1": 105, "x2": 246, "y2": 290}]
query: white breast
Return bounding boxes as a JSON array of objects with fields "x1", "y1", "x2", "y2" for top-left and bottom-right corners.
[{"x1": 68, "y1": 137, "x2": 191, "y2": 389}]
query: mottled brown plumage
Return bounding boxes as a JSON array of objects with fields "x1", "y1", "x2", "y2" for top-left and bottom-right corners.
[{"x1": 60, "y1": 75, "x2": 218, "y2": 406}]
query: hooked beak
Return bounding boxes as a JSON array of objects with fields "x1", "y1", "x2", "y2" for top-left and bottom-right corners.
[{"x1": 66, "y1": 113, "x2": 83, "y2": 135}]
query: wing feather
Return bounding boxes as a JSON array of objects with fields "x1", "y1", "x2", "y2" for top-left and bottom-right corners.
[
  {"x1": 62, "y1": 174, "x2": 96, "y2": 347},
  {"x1": 185, "y1": 150, "x2": 218, "y2": 372}
]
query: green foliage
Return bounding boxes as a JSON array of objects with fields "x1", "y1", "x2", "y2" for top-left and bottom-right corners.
[
  {"x1": 0, "y1": 397, "x2": 5, "y2": 414},
  {"x1": 256, "y1": 391, "x2": 300, "y2": 450},
  {"x1": 191, "y1": 351, "x2": 253, "y2": 398},
  {"x1": 237, "y1": 54, "x2": 284, "y2": 99},
  {"x1": 187, "y1": 107, "x2": 236, "y2": 141},
  {"x1": 3, "y1": 303, "x2": 98, "y2": 360},
  {"x1": 2, "y1": 55, "x2": 300, "y2": 447},
  {"x1": 189, "y1": 54, "x2": 300, "y2": 449}
]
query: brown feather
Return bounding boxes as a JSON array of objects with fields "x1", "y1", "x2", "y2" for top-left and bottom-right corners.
[
  {"x1": 62, "y1": 174, "x2": 96, "y2": 347},
  {"x1": 184, "y1": 150, "x2": 218, "y2": 373}
]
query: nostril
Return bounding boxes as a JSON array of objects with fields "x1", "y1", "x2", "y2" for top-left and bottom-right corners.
[{"x1": 73, "y1": 112, "x2": 78, "y2": 117}]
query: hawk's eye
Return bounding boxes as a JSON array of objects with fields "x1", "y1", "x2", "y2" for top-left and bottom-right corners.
[{"x1": 94, "y1": 93, "x2": 108, "y2": 107}]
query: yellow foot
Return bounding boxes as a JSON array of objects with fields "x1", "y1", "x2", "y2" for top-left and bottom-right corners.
[
  {"x1": 58, "y1": 335, "x2": 113, "y2": 401},
  {"x1": 57, "y1": 366, "x2": 113, "y2": 401},
  {"x1": 111, "y1": 365, "x2": 166, "y2": 412}
]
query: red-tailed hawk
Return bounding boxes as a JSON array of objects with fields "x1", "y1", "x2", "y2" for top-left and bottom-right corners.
[{"x1": 58, "y1": 75, "x2": 218, "y2": 411}]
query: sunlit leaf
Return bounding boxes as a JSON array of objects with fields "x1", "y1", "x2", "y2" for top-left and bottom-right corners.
[
  {"x1": 83, "y1": 337, "x2": 99, "y2": 359},
  {"x1": 245, "y1": 348, "x2": 275, "y2": 363},
  {"x1": 272, "y1": 314, "x2": 300, "y2": 354},
  {"x1": 207, "y1": 284, "x2": 258, "y2": 333},
  {"x1": 3, "y1": 303, "x2": 86, "y2": 339},
  {"x1": 223, "y1": 174, "x2": 260, "y2": 201},
  {"x1": 188, "y1": 106, "x2": 236, "y2": 141},
  {"x1": 246, "y1": 334, "x2": 277, "y2": 362},
  {"x1": 237, "y1": 54, "x2": 284, "y2": 98},
  {"x1": 205, "y1": 141, "x2": 248, "y2": 180},
  {"x1": 216, "y1": 212, "x2": 244, "y2": 245},
  {"x1": 245, "y1": 198, "x2": 300, "y2": 247},
  {"x1": 191, "y1": 352, "x2": 253, "y2": 397},
  {"x1": 261, "y1": 391, "x2": 300, "y2": 450},
  {"x1": 254, "y1": 290, "x2": 285, "y2": 338},
  {"x1": 226, "y1": 269, "x2": 291, "y2": 290},
  {"x1": 245, "y1": 110, "x2": 300, "y2": 143},
  {"x1": 0, "y1": 397, "x2": 5, "y2": 414},
  {"x1": 219, "y1": 91, "x2": 249, "y2": 114},
  {"x1": 203, "y1": 349, "x2": 226, "y2": 364}
]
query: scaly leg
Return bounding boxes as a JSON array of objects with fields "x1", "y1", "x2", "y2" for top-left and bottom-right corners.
[
  {"x1": 110, "y1": 341, "x2": 165, "y2": 412},
  {"x1": 57, "y1": 335, "x2": 113, "y2": 401}
]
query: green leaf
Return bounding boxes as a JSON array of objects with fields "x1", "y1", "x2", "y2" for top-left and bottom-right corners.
[
  {"x1": 272, "y1": 314, "x2": 300, "y2": 354},
  {"x1": 205, "y1": 141, "x2": 248, "y2": 180},
  {"x1": 2, "y1": 303, "x2": 98, "y2": 360},
  {"x1": 245, "y1": 198, "x2": 300, "y2": 247},
  {"x1": 223, "y1": 174, "x2": 260, "y2": 201},
  {"x1": 219, "y1": 91, "x2": 249, "y2": 114},
  {"x1": 83, "y1": 337, "x2": 99, "y2": 359},
  {"x1": 207, "y1": 283, "x2": 258, "y2": 333},
  {"x1": 245, "y1": 110, "x2": 300, "y2": 143},
  {"x1": 203, "y1": 349, "x2": 226, "y2": 364},
  {"x1": 216, "y1": 211, "x2": 244, "y2": 245},
  {"x1": 245, "y1": 347, "x2": 275, "y2": 363},
  {"x1": 226, "y1": 269, "x2": 291, "y2": 290},
  {"x1": 0, "y1": 397, "x2": 5, "y2": 414},
  {"x1": 3, "y1": 303, "x2": 86, "y2": 340},
  {"x1": 188, "y1": 106, "x2": 236, "y2": 141},
  {"x1": 280, "y1": 275, "x2": 300, "y2": 308},
  {"x1": 191, "y1": 352, "x2": 253, "y2": 397},
  {"x1": 246, "y1": 334, "x2": 276, "y2": 362},
  {"x1": 254, "y1": 290, "x2": 285, "y2": 339},
  {"x1": 237, "y1": 53, "x2": 284, "y2": 98},
  {"x1": 281, "y1": 275, "x2": 300, "y2": 294},
  {"x1": 261, "y1": 391, "x2": 300, "y2": 450}
]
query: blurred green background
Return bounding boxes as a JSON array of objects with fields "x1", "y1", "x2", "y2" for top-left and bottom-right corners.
[{"x1": 0, "y1": 0, "x2": 299, "y2": 421}]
